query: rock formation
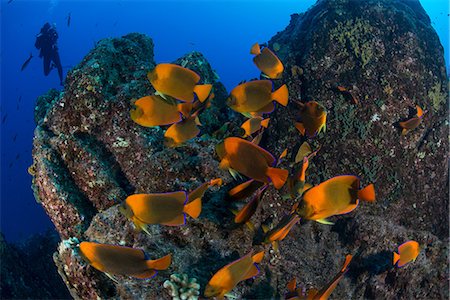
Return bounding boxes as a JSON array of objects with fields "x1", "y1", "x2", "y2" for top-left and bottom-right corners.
[{"x1": 31, "y1": 0, "x2": 448, "y2": 299}]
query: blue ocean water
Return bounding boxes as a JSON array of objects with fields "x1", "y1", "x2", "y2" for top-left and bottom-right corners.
[{"x1": 0, "y1": 0, "x2": 448, "y2": 243}]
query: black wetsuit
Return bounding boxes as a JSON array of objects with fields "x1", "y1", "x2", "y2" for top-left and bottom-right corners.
[{"x1": 35, "y1": 23, "x2": 63, "y2": 85}]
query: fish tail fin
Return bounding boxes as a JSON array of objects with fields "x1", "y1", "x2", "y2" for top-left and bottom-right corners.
[
  {"x1": 295, "y1": 122, "x2": 305, "y2": 136},
  {"x1": 245, "y1": 221, "x2": 255, "y2": 232},
  {"x1": 260, "y1": 118, "x2": 270, "y2": 128},
  {"x1": 393, "y1": 251, "x2": 400, "y2": 266},
  {"x1": 271, "y1": 84, "x2": 289, "y2": 106},
  {"x1": 250, "y1": 43, "x2": 261, "y2": 55},
  {"x1": 266, "y1": 167, "x2": 288, "y2": 189},
  {"x1": 194, "y1": 84, "x2": 212, "y2": 102},
  {"x1": 287, "y1": 278, "x2": 297, "y2": 292},
  {"x1": 183, "y1": 197, "x2": 202, "y2": 219},
  {"x1": 252, "y1": 251, "x2": 265, "y2": 263},
  {"x1": 401, "y1": 128, "x2": 408, "y2": 135},
  {"x1": 219, "y1": 157, "x2": 231, "y2": 170},
  {"x1": 358, "y1": 184, "x2": 376, "y2": 203},
  {"x1": 146, "y1": 254, "x2": 172, "y2": 270}
]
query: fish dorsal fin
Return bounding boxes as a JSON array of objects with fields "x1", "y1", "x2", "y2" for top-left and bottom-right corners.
[
  {"x1": 194, "y1": 84, "x2": 212, "y2": 102},
  {"x1": 261, "y1": 118, "x2": 270, "y2": 128}
]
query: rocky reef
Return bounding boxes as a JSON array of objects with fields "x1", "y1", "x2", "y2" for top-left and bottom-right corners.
[{"x1": 30, "y1": 0, "x2": 448, "y2": 299}]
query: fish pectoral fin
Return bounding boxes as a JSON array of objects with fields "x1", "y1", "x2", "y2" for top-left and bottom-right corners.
[
  {"x1": 242, "y1": 263, "x2": 260, "y2": 280},
  {"x1": 228, "y1": 168, "x2": 242, "y2": 180},
  {"x1": 245, "y1": 221, "x2": 255, "y2": 232},
  {"x1": 155, "y1": 90, "x2": 168, "y2": 100},
  {"x1": 224, "y1": 293, "x2": 238, "y2": 299},
  {"x1": 272, "y1": 241, "x2": 279, "y2": 252},
  {"x1": 132, "y1": 270, "x2": 157, "y2": 279},
  {"x1": 316, "y1": 218, "x2": 334, "y2": 225}
]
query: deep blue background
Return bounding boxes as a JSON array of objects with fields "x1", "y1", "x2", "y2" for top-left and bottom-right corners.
[{"x1": 1, "y1": 0, "x2": 448, "y2": 242}]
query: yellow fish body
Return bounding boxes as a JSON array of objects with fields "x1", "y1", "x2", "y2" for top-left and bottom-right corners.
[
  {"x1": 399, "y1": 105, "x2": 424, "y2": 135},
  {"x1": 204, "y1": 251, "x2": 264, "y2": 298},
  {"x1": 227, "y1": 80, "x2": 288, "y2": 114},
  {"x1": 130, "y1": 95, "x2": 182, "y2": 127},
  {"x1": 295, "y1": 101, "x2": 327, "y2": 138},
  {"x1": 393, "y1": 240, "x2": 420, "y2": 267},
  {"x1": 79, "y1": 241, "x2": 171, "y2": 279},
  {"x1": 148, "y1": 63, "x2": 211, "y2": 102},
  {"x1": 251, "y1": 43, "x2": 284, "y2": 79},
  {"x1": 121, "y1": 191, "x2": 200, "y2": 227},
  {"x1": 164, "y1": 115, "x2": 201, "y2": 147},
  {"x1": 240, "y1": 117, "x2": 270, "y2": 137},
  {"x1": 294, "y1": 175, "x2": 375, "y2": 223},
  {"x1": 216, "y1": 137, "x2": 288, "y2": 189}
]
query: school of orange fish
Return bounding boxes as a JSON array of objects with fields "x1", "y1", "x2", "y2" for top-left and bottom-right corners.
[{"x1": 77, "y1": 42, "x2": 422, "y2": 299}]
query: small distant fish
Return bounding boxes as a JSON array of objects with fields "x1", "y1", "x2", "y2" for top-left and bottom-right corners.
[
  {"x1": 164, "y1": 114, "x2": 201, "y2": 147},
  {"x1": 79, "y1": 242, "x2": 171, "y2": 279},
  {"x1": 148, "y1": 63, "x2": 211, "y2": 102},
  {"x1": 120, "y1": 179, "x2": 220, "y2": 232},
  {"x1": 293, "y1": 175, "x2": 375, "y2": 224},
  {"x1": 18, "y1": 95, "x2": 22, "y2": 103},
  {"x1": 294, "y1": 101, "x2": 327, "y2": 138},
  {"x1": 7, "y1": 0, "x2": 15, "y2": 4},
  {"x1": 250, "y1": 43, "x2": 284, "y2": 79},
  {"x1": 2, "y1": 114, "x2": 7, "y2": 124},
  {"x1": 227, "y1": 80, "x2": 288, "y2": 114},
  {"x1": 15, "y1": 154, "x2": 20, "y2": 160},
  {"x1": 262, "y1": 214, "x2": 300, "y2": 252},
  {"x1": 399, "y1": 105, "x2": 424, "y2": 135},
  {"x1": 130, "y1": 95, "x2": 182, "y2": 127},
  {"x1": 12, "y1": 134, "x2": 17, "y2": 142},
  {"x1": 216, "y1": 137, "x2": 288, "y2": 189},
  {"x1": 231, "y1": 184, "x2": 268, "y2": 230},
  {"x1": 21, "y1": 53, "x2": 33, "y2": 71},
  {"x1": 240, "y1": 117, "x2": 270, "y2": 137},
  {"x1": 67, "y1": 12, "x2": 71, "y2": 27},
  {"x1": 291, "y1": 65, "x2": 303, "y2": 77},
  {"x1": 8, "y1": 162, "x2": 13, "y2": 168},
  {"x1": 204, "y1": 251, "x2": 264, "y2": 298},
  {"x1": 335, "y1": 85, "x2": 358, "y2": 104},
  {"x1": 286, "y1": 255, "x2": 353, "y2": 300},
  {"x1": 393, "y1": 240, "x2": 420, "y2": 267}
]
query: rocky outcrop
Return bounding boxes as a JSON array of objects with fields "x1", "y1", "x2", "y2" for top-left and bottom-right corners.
[{"x1": 31, "y1": 0, "x2": 448, "y2": 299}]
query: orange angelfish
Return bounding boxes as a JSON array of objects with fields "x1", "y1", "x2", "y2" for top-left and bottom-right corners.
[
  {"x1": 148, "y1": 63, "x2": 211, "y2": 102},
  {"x1": 232, "y1": 185, "x2": 268, "y2": 229},
  {"x1": 241, "y1": 117, "x2": 270, "y2": 137},
  {"x1": 164, "y1": 114, "x2": 201, "y2": 147},
  {"x1": 216, "y1": 137, "x2": 288, "y2": 189},
  {"x1": 227, "y1": 80, "x2": 288, "y2": 114},
  {"x1": 188, "y1": 178, "x2": 223, "y2": 204},
  {"x1": 120, "y1": 190, "x2": 201, "y2": 231},
  {"x1": 293, "y1": 175, "x2": 375, "y2": 224},
  {"x1": 335, "y1": 86, "x2": 358, "y2": 105},
  {"x1": 393, "y1": 240, "x2": 420, "y2": 267},
  {"x1": 262, "y1": 214, "x2": 300, "y2": 252},
  {"x1": 251, "y1": 43, "x2": 284, "y2": 79},
  {"x1": 399, "y1": 105, "x2": 424, "y2": 135},
  {"x1": 204, "y1": 251, "x2": 264, "y2": 298},
  {"x1": 295, "y1": 101, "x2": 327, "y2": 138},
  {"x1": 130, "y1": 95, "x2": 182, "y2": 127},
  {"x1": 79, "y1": 241, "x2": 171, "y2": 279}
]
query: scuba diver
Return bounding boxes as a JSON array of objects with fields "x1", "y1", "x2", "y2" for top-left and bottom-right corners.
[{"x1": 35, "y1": 22, "x2": 63, "y2": 85}]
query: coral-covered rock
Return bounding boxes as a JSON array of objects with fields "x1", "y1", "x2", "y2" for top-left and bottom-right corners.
[{"x1": 31, "y1": 0, "x2": 448, "y2": 298}]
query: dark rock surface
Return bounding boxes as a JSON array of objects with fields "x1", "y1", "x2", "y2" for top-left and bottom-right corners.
[
  {"x1": 30, "y1": 0, "x2": 448, "y2": 299},
  {"x1": 0, "y1": 232, "x2": 71, "y2": 299}
]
